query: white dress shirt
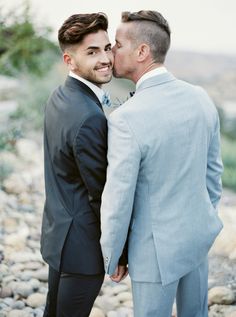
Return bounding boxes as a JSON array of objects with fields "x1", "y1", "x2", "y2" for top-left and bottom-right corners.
[{"x1": 69, "y1": 71, "x2": 104, "y2": 104}]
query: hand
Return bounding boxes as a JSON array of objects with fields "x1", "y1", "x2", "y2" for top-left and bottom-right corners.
[{"x1": 110, "y1": 265, "x2": 128, "y2": 283}]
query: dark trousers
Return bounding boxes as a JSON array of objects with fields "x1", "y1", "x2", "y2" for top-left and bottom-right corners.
[
  {"x1": 43, "y1": 266, "x2": 104, "y2": 317},
  {"x1": 43, "y1": 266, "x2": 60, "y2": 317}
]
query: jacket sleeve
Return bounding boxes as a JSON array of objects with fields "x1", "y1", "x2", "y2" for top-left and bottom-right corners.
[
  {"x1": 118, "y1": 241, "x2": 128, "y2": 266},
  {"x1": 206, "y1": 115, "x2": 223, "y2": 209},
  {"x1": 73, "y1": 112, "x2": 108, "y2": 218},
  {"x1": 100, "y1": 110, "x2": 141, "y2": 275}
]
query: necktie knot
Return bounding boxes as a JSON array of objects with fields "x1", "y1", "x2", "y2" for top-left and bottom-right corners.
[{"x1": 102, "y1": 92, "x2": 112, "y2": 107}]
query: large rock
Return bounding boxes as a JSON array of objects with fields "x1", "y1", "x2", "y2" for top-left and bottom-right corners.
[
  {"x1": 0, "y1": 286, "x2": 13, "y2": 298},
  {"x1": 94, "y1": 295, "x2": 119, "y2": 313},
  {"x1": 8, "y1": 310, "x2": 30, "y2": 317},
  {"x1": 12, "y1": 300, "x2": 25, "y2": 309},
  {"x1": 26, "y1": 293, "x2": 46, "y2": 308},
  {"x1": 89, "y1": 307, "x2": 105, "y2": 317},
  {"x1": 209, "y1": 304, "x2": 236, "y2": 317},
  {"x1": 107, "y1": 312, "x2": 119, "y2": 317},
  {"x1": 3, "y1": 173, "x2": 29, "y2": 195},
  {"x1": 208, "y1": 286, "x2": 235, "y2": 305},
  {"x1": 116, "y1": 307, "x2": 133, "y2": 317},
  {"x1": 109, "y1": 284, "x2": 129, "y2": 295},
  {"x1": 18, "y1": 192, "x2": 32, "y2": 205},
  {"x1": 123, "y1": 300, "x2": 133, "y2": 308},
  {"x1": 2, "y1": 217, "x2": 19, "y2": 233},
  {"x1": 210, "y1": 206, "x2": 236, "y2": 260},
  {"x1": 12, "y1": 281, "x2": 34, "y2": 298},
  {"x1": 15, "y1": 138, "x2": 42, "y2": 164},
  {"x1": 116, "y1": 291, "x2": 132, "y2": 303},
  {"x1": 7, "y1": 251, "x2": 43, "y2": 263},
  {"x1": 4, "y1": 225, "x2": 29, "y2": 250},
  {"x1": 31, "y1": 268, "x2": 48, "y2": 282},
  {"x1": 227, "y1": 311, "x2": 236, "y2": 317}
]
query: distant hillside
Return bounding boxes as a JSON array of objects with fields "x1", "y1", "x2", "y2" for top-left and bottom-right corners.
[
  {"x1": 106, "y1": 50, "x2": 236, "y2": 109},
  {"x1": 166, "y1": 50, "x2": 236, "y2": 107},
  {"x1": 166, "y1": 50, "x2": 236, "y2": 83}
]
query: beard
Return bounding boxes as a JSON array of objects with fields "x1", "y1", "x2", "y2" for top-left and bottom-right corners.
[{"x1": 73, "y1": 63, "x2": 113, "y2": 86}]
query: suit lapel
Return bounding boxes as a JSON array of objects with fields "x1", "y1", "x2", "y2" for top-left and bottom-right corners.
[
  {"x1": 136, "y1": 72, "x2": 176, "y2": 93},
  {"x1": 65, "y1": 76, "x2": 103, "y2": 110}
]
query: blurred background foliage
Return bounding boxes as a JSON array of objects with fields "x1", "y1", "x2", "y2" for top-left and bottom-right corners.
[
  {"x1": 221, "y1": 137, "x2": 236, "y2": 191},
  {"x1": 0, "y1": 0, "x2": 236, "y2": 192},
  {"x1": 0, "y1": 0, "x2": 60, "y2": 77},
  {"x1": 0, "y1": 1, "x2": 62, "y2": 127}
]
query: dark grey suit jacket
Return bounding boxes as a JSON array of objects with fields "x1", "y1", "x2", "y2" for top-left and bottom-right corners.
[{"x1": 41, "y1": 76, "x2": 107, "y2": 274}]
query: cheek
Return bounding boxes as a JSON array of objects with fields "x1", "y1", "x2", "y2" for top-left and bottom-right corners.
[
  {"x1": 114, "y1": 52, "x2": 124, "y2": 64},
  {"x1": 109, "y1": 52, "x2": 114, "y2": 63}
]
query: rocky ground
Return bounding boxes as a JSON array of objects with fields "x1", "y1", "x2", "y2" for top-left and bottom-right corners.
[{"x1": 0, "y1": 138, "x2": 236, "y2": 317}]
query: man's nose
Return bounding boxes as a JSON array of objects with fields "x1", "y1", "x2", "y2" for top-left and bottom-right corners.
[{"x1": 100, "y1": 50, "x2": 111, "y2": 63}]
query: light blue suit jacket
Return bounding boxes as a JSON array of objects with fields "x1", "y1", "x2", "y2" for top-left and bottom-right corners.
[{"x1": 100, "y1": 72, "x2": 223, "y2": 285}]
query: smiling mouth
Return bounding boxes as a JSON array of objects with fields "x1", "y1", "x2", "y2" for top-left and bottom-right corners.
[{"x1": 96, "y1": 66, "x2": 112, "y2": 73}]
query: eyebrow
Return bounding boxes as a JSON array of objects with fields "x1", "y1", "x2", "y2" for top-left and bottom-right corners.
[
  {"x1": 86, "y1": 46, "x2": 99, "y2": 50},
  {"x1": 86, "y1": 43, "x2": 111, "y2": 50}
]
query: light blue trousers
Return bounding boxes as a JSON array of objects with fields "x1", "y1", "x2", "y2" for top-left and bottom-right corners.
[{"x1": 132, "y1": 258, "x2": 208, "y2": 317}]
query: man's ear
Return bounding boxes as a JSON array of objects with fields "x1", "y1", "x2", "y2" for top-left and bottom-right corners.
[
  {"x1": 63, "y1": 52, "x2": 74, "y2": 70},
  {"x1": 137, "y1": 43, "x2": 150, "y2": 62}
]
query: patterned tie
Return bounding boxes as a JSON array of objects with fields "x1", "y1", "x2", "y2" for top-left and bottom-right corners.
[{"x1": 102, "y1": 92, "x2": 112, "y2": 107}]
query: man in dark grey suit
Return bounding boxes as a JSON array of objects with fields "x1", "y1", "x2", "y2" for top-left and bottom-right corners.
[{"x1": 41, "y1": 13, "x2": 127, "y2": 317}]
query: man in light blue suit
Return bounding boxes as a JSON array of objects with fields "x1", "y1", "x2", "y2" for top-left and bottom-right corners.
[{"x1": 100, "y1": 10, "x2": 223, "y2": 317}]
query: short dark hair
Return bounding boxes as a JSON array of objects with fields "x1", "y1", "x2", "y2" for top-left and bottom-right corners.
[
  {"x1": 58, "y1": 13, "x2": 108, "y2": 52},
  {"x1": 121, "y1": 10, "x2": 171, "y2": 63}
]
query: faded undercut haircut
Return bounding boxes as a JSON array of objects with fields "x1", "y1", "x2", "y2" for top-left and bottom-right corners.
[
  {"x1": 122, "y1": 10, "x2": 171, "y2": 63},
  {"x1": 58, "y1": 13, "x2": 108, "y2": 52}
]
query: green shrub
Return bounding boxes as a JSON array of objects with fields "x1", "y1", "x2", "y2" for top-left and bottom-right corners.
[
  {"x1": 221, "y1": 136, "x2": 236, "y2": 191},
  {"x1": 0, "y1": 0, "x2": 59, "y2": 77}
]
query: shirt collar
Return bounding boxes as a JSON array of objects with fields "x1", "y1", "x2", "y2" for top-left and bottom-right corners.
[
  {"x1": 136, "y1": 66, "x2": 168, "y2": 90},
  {"x1": 69, "y1": 71, "x2": 104, "y2": 104}
]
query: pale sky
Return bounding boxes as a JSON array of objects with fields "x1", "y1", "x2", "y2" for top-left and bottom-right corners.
[{"x1": 2, "y1": 0, "x2": 236, "y2": 55}]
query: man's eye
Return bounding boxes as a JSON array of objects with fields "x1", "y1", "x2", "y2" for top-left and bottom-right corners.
[
  {"x1": 88, "y1": 51, "x2": 96, "y2": 55},
  {"x1": 105, "y1": 46, "x2": 112, "y2": 51}
]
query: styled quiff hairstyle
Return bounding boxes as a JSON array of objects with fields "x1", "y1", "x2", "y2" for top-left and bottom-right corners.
[
  {"x1": 58, "y1": 13, "x2": 108, "y2": 52},
  {"x1": 121, "y1": 10, "x2": 171, "y2": 63}
]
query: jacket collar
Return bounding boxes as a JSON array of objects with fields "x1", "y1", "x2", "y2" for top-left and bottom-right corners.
[
  {"x1": 136, "y1": 72, "x2": 176, "y2": 93},
  {"x1": 64, "y1": 76, "x2": 103, "y2": 110}
]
